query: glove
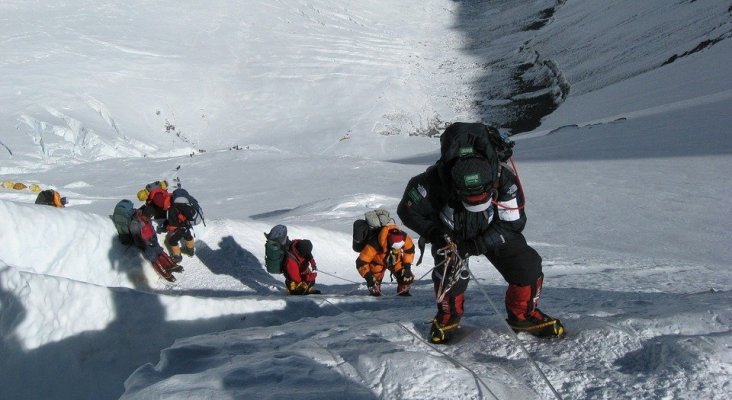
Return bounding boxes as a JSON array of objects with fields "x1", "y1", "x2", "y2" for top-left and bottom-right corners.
[
  {"x1": 364, "y1": 272, "x2": 375, "y2": 288},
  {"x1": 306, "y1": 270, "x2": 317, "y2": 282},
  {"x1": 457, "y1": 238, "x2": 481, "y2": 257},
  {"x1": 426, "y1": 228, "x2": 450, "y2": 248},
  {"x1": 156, "y1": 221, "x2": 168, "y2": 233},
  {"x1": 307, "y1": 262, "x2": 318, "y2": 279},
  {"x1": 399, "y1": 265, "x2": 414, "y2": 284}
]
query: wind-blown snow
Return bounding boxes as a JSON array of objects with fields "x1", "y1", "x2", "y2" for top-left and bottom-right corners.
[{"x1": 1, "y1": 1, "x2": 731, "y2": 399}]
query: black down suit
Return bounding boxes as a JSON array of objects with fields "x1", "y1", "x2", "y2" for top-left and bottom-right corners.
[{"x1": 397, "y1": 157, "x2": 555, "y2": 338}]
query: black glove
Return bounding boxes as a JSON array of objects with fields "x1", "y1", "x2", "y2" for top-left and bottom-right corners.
[
  {"x1": 426, "y1": 228, "x2": 450, "y2": 248},
  {"x1": 457, "y1": 238, "x2": 481, "y2": 257},
  {"x1": 364, "y1": 272, "x2": 375, "y2": 288},
  {"x1": 156, "y1": 221, "x2": 168, "y2": 233},
  {"x1": 399, "y1": 265, "x2": 414, "y2": 284}
]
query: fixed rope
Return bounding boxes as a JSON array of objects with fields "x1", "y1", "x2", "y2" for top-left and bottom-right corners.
[
  {"x1": 316, "y1": 269, "x2": 362, "y2": 284},
  {"x1": 312, "y1": 242, "x2": 501, "y2": 398},
  {"x1": 297, "y1": 245, "x2": 562, "y2": 399},
  {"x1": 431, "y1": 242, "x2": 563, "y2": 400},
  {"x1": 318, "y1": 266, "x2": 434, "y2": 296},
  {"x1": 317, "y1": 293, "x2": 501, "y2": 400},
  {"x1": 468, "y1": 268, "x2": 563, "y2": 400}
]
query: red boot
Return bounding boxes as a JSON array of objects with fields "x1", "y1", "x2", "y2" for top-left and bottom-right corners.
[{"x1": 505, "y1": 275, "x2": 564, "y2": 337}]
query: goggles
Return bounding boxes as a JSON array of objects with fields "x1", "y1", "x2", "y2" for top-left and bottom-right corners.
[
  {"x1": 463, "y1": 191, "x2": 490, "y2": 206},
  {"x1": 456, "y1": 184, "x2": 490, "y2": 205},
  {"x1": 457, "y1": 185, "x2": 493, "y2": 212}
]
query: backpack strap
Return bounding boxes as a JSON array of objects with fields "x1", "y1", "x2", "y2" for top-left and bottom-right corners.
[
  {"x1": 286, "y1": 239, "x2": 300, "y2": 261},
  {"x1": 489, "y1": 163, "x2": 503, "y2": 201},
  {"x1": 490, "y1": 158, "x2": 526, "y2": 211},
  {"x1": 283, "y1": 240, "x2": 307, "y2": 277}
]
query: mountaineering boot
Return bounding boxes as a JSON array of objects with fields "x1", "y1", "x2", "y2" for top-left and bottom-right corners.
[
  {"x1": 364, "y1": 273, "x2": 380, "y2": 296},
  {"x1": 368, "y1": 281, "x2": 382, "y2": 297},
  {"x1": 429, "y1": 319, "x2": 460, "y2": 344},
  {"x1": 182, "y1": 239, "x2": 195, "y2": 257},
  {"x1": 151, "y1": 261, "x2": 175, "y2": 281},
  {"x1": 505, "y1": 275, "x2": 565, "y2": 337},
  {"x1": 169, "y1": 244, "x2": 183, "y2": 263},
  {"x1": 307, "y1": 282, "x2": 321, "y2": 295},
  {"x1": 167, "y1": 264, "x2": 184, "y2": 273},
  {"x1": 287, "y1": 281, "x2": 312, "y2": 295},
  {"x1": 507, "y1": 309, "x2": 565, "y2": 337},
  {"x1": 152, "y1": 253, "x2": 178, "y2": 281},
  {"x1": 397, "y1": 283, "x2": 411, "y2": 296}
]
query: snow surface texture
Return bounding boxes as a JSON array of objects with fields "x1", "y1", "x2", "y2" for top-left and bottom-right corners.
[{"x1": 1, "y1": 1, "x2": 731, "y2": 399}]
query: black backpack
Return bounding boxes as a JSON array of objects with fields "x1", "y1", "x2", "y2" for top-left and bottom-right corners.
[
  {"x1": 352, "y1": 208, "x2": 392, "y2": 252},
  {"x1": 437, "y1": 122, "x2": 515, "y2": 189},
  {"x1": 171, "y1": 188, "x2": 205, "y2": 226},
  {"x1": 439, "y1": 122, "x2": 514, "y2": 165}
]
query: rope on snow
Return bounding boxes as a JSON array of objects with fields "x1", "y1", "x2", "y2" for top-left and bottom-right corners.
[{"x1": 468, "y1": 268, "x2": 564, "y2": 400}]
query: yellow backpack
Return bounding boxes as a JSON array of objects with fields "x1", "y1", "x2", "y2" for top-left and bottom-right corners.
[{"x1": 137, "y1": 180, "x2": 168, "y2": 201}]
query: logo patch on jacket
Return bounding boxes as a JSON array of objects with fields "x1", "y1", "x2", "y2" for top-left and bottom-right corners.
[{"x1": 408, "y1": 187, "x2": 422, "y2": 203}]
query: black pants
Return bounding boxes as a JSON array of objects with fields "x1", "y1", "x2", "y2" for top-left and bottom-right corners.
[
  {"x1": 431, "y1": 235, "x2": 542, "y2": 324},
  {"x1": 166, "y1": 227, "x2": 193, "y2": 247},
  {"x1": 485, "y1": 236, "x2": 543, "y2": 285}
]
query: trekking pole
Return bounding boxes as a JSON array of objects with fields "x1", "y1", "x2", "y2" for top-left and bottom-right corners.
[{"x1": 468, "y1": 269, "x2": 563, "y2": 400}]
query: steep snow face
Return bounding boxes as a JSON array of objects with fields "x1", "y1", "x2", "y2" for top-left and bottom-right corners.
[
  {"x1": 7, "y1": 1, "x2": 728, "y2": 170},
  {"x1": 0, "y1": 1, "x2": 459, "y2": 169},
  {"x1": 531, "y1": 0, "x2": 732, "y2": 96}
]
